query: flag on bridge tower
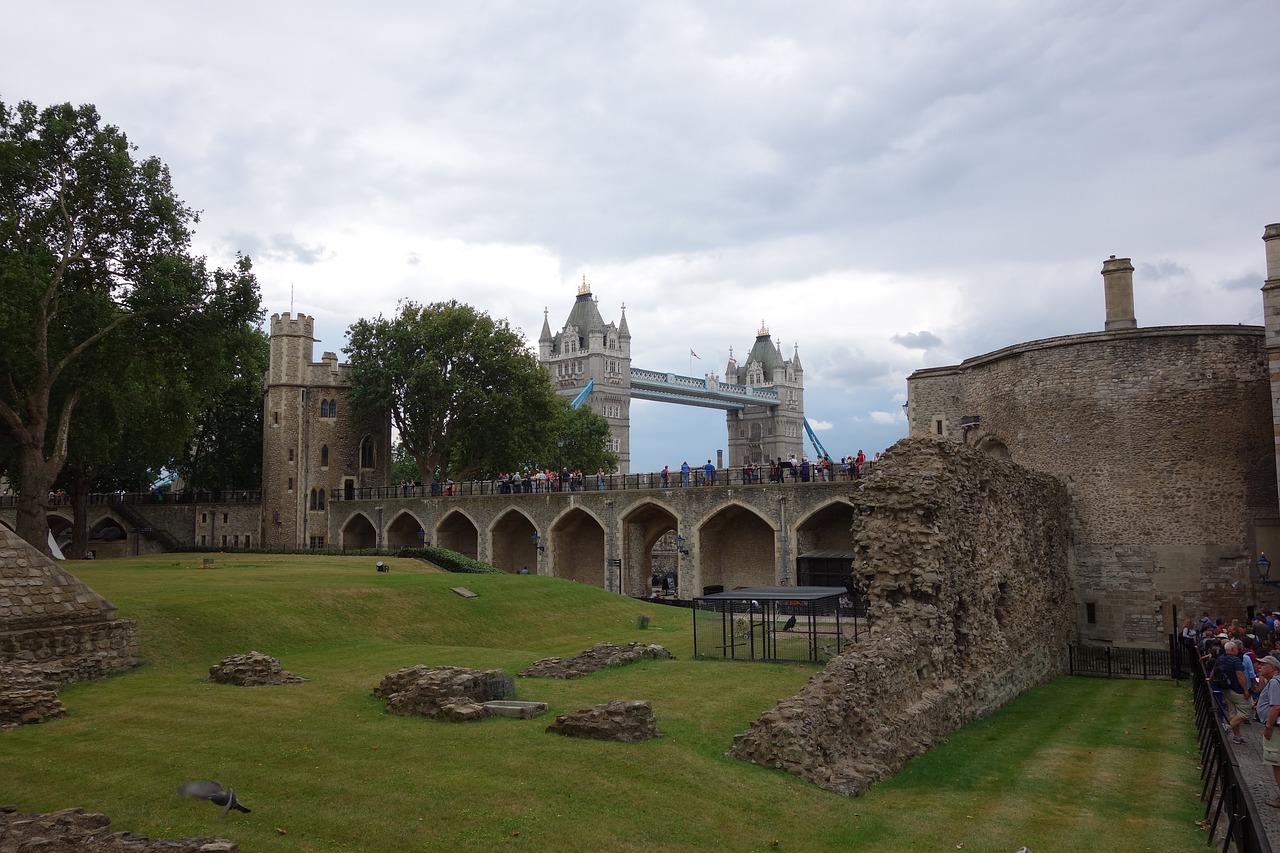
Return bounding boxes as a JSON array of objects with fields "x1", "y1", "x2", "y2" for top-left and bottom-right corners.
[{"x1": 690, "y1": 349, "x2": 700, "y2": 359}]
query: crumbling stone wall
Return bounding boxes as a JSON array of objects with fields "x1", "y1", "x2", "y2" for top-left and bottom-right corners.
[
  {"x1": 0, "y1": 526, "x2": 138, "y2": 686},
  {"x1": 728, "y1": 437, "x2": 1073, "y2": 796}
]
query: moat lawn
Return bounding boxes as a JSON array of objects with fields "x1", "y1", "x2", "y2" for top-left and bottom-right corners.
[{"x1": 2, "y1": 554, "x2": 1205, "y2": 852}]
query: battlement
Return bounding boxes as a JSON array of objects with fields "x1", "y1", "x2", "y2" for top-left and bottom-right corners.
[{"x1": 270, "y1": 312, "x2": 316, "y2": 339}]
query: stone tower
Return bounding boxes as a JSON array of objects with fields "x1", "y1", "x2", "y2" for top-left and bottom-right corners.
[
  {"x1": 1263, "y1": 223, "x2": 1280, "y2": 504},
  {"x1": 539, "y1": 280, "x2": 633, "y2": 473},
  {"x1": 724, "y1": 324, "x2": 805, "y2": 468},
  {"x1": 262, "y1": 313, "x2": 390, "y2": 549}
]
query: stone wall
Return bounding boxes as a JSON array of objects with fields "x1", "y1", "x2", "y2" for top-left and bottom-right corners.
[
  {"x1": 907, "y1": 326, "x2": 1278, "y2": 643},
  {"x1": 0, "y1": 526, "x2": 138, "y2": 684},
  {"x1": 728, "y1": 437, "x2": 1073, "y2": 796}
]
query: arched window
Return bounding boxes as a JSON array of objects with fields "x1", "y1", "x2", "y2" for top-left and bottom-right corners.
[
  {"x1": 317, "y1": 489, "x2": 325, "y2": 510},
  {"x1": 320, "y1": 445, "x2": 329, "y2": 467},
  {"x1": 360, "y1": 436, "x2": 375, "y2": 469},
  {"x1": 320, "y1": 399, "x2": 329, "y2": 418},
  {"x1": 309, "y1": 488, "x2": 319, "y2": 510},
  {"x1": 330, "y1": 399, "x2": 337, "y2": 418}
]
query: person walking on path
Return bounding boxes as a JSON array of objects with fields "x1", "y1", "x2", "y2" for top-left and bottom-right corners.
[
  {"x1": 1215, "y1": 640, "x2": 1253, "y2": 744},
  {"x1": 1255, "y1": 654, "x2": 1280, "y2": 807}
]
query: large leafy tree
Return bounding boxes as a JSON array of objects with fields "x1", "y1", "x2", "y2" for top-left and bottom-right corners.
[
  {"x1": 0, "y1": 99, "x2": 261, "y2": 554},
  {"x1": 345, "y1": 300, "x2": 562, "y2": 481},
  {"x1": 545, "y1": 399, "x2": 619, "y2": 475}
]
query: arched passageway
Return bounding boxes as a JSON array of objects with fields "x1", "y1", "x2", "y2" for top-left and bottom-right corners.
[
  {"x1": 550, "y1": 507, "x2": 606, "y2": 588},
  {"x1": 699, "y1": 504, "x2": 775, "y2": 593},
  {"x1": 491, "y1": 509, "x2": 537, "y2": 574},
  {"x1": 436, "y1": 510, "x2": 479, "y2": 560},
  {"x1": 342, "y1": 513, "x2": 377, "y2": 550},
  {"x1": 386, "y1": 511, "x2": 426, "y2": 549},
  {"x1": 620, "y1": 501, "x2": 679, "y2": 597}
]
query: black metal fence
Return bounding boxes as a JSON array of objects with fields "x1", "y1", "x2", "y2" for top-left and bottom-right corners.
[
  {"x1": 1191, "y1": 654, "x2": 1273, "y2": 852},
  {"x1": 1067, "y1": 641, "x2": 1175, "y2": 679}
]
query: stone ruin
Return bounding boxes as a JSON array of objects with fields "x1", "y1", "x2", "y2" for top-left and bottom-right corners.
[
  {"x1": 518, "y1": 641, "x2": 674, "y2": 678},
  {"x1": 0, "y1": 661, "x2": 67, "y2": 732},
  {"x1": 208, "y1": 652, "x2": 307, "y2": 686},
  {"x1": 373, "y1": 665, "x2": 515, "y2": 722},
  {"x1": 0, "y1": 526, "x2": 139, "y2": 731},
  {"x1": 546, "y1": 699, "x2": 659, "y2": 742},
  {"x1": 728, "y1": 437, "x2": 1074, "y2": 796},
  {"x1": 0, "y1": 804, "x2": 236, "y2": 851}
]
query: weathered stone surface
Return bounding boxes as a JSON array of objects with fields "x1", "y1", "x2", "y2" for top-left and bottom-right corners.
[
  {"x1": 0, "y1": 662, "x2": 67, "y2": 731},
  {"x1": 373, "y1": 665, "x2": 513, "y2": 721},
  {"x1": 0, "y1": 805, "x2": 237, "y2": 851},
  {"x1": 519, "y1": 642, "x2": 674, "y2": 679},
  {"x1": 546, "y1": 699, "x2": 658, "y2": 742},
  {"x1": 208, "y1": 652, "x2": 306, "y2": 686},
  {"x1": 728, "y1": 438, "x2": 1074, "y2": 797}
]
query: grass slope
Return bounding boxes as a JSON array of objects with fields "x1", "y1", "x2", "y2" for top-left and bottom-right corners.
[{"x1": 1, "y1": 555, "x2": 1205, "y2": 852}]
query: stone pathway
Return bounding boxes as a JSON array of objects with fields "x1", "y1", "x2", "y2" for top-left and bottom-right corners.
[{"x1": 1222, "y1": 717, "x2": 1280, "y2": 847}]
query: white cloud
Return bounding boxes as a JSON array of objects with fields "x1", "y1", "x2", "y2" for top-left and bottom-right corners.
[{"x1": 3, "y1": 0, "x2": 1276, "y2": 470}]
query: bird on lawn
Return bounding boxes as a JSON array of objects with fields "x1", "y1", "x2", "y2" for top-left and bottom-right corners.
[
  {"x1": 179, "y1": 780, "x2": 251, "y2": 815},
  {"x1": 782, "y1": 615, "x2": 797, "y2": 632}
]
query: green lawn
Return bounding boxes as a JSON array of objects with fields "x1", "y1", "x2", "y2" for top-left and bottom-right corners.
[{"x1": 2, "y1": 555, "x2": 1206, "y2": 851}]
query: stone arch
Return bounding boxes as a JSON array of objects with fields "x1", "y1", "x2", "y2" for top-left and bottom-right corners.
[
  {"x1": 793, "y1": 498, "x2": 857, "y2": 586},
  {"x1": 973, "y1": 433, "x2": 1011, "y2": 459},
  {"x1": 386, "y1": 510, "x2": 426, "y2": 550},
  {"x1": 698, "y1": 502, "x2": 776, "y2": 593},
  {"x1": 341, "y1": 512, "x2": 377, "y2": 550},
  {"x1": 620, "y1": 499, "x2": 680, "y2": 597},
  {"x1": 88, "y1": 515, "x2": 127, "y2": 544},
  {"x1": 490, "y1": 507, "x2": 538, "y2": 574},
  {"x1": 47, "y1": 513, "x2": 73, "y2": 551},
  {"x1": 550, "y1": 506, "x2": 606, "y2": 588},
  {"x1": 436, "y1": 509, "x2": 479, "y2": 560}
]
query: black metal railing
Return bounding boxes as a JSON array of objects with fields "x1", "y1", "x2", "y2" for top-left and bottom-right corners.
[
  {"x1": 1191, "y1": 654, "x2": 1273, "y2": 853},
  {"x1": 334, "y1": 463, "x2": 875, "y2": 501},
  {"x1": 1067, "y1": 642, "x2": 1174, "y2": 679},
  {"x1": 0, "y1": 490, "x2": 263, "y2": 508}
]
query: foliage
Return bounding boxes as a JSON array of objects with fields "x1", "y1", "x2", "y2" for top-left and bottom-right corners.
[
  {"x1": 0, "y1": 98, "x2": 262, "y2": 553},
  {"x1": 389, "y1": 440, "x2": 422, "y2": 485},
  {"x1": 344, "y1": 300, "x2": 561, "y2": 481},
  {"x1": 549, "y1": 398, "x2": 619, "y2": 474},
  {"x1": 397, "y1": 545, "x2": 504, "y2": 574},
  {"x1": 1, "y1": 554, "x2": 1204, "y2": 853}
]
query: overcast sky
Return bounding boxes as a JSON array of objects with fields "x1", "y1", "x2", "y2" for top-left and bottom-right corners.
[{"x1": 4, "y1": 2, "x2": 1277, "y2": 471}]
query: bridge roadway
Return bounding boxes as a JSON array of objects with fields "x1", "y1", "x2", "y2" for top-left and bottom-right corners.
[{"x1": 1, "y1": 474, "x2": 861, "y2": 597}]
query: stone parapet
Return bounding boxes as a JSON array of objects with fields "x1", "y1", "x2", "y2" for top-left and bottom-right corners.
[{"x1": 0, "y1": 618, "x2": 139, "y2": 685}]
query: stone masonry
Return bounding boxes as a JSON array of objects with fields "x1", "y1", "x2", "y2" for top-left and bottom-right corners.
[
  {"x1": 0, "y1": 526, "x2": 138, "y2": 686},
  {"x1": 728, "y1": 437, "x2": 1074, "y2": 796}
]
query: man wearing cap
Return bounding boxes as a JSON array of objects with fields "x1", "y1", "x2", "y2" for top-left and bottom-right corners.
[{"x1": 1255, "y1": 655, "x2": 1280, "y2": 807}]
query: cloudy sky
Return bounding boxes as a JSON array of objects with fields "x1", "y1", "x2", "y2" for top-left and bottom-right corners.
[{"x1": 4, "y1": 2, "x2": 1277, "y2": 471}]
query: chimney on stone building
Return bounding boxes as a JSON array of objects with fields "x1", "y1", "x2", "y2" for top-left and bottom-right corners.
[{"x1": 1101, "y1": 255, "x2": 1136, "y2": 331}]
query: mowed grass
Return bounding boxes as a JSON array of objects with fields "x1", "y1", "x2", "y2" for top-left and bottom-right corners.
[{"x1": 2, "y1": 554, "x2": 1205, "y2": 852}]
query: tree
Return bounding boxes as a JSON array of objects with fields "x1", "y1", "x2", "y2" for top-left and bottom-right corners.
[
  {"x1": 345, "y1": 300, "x2": 562, "y2": 481},
  {"x1": 0, "y1": 98, "x2": 261, "y2": 554},
  {"x1": 547, "y1": 399, "x2": 619, "y2": 475}
]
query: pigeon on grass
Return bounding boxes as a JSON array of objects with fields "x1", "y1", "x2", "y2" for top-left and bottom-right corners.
[{"x1": 178, "y1": 780, "x2": 251, "y2": 815}]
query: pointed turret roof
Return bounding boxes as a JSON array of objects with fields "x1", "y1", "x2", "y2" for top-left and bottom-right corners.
[
  {"x1": 563, "y1": 277, "x2": 606, "y2": 335},
  {"x1": 744, "y1": 322, "x2": 780, "y2": 382},
  {"x1": 618, "y1": 302, "x2": 630, "y2": 338},
  {"x1": 539, "y1": 307, "x2": 553, "y2": 343}
]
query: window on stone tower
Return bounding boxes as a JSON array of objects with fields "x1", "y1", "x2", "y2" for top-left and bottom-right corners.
[
  {"x1": 288, "y1": 449, "x2": 294, "y2": 462},
  {"x1": 1086, "y1": 602, "x2": 1097, "y2": 624},
  {"x1": 321, "y1": 445, "x2": 329, "y2": 467},
  {"x1": 360, "y1": 436, "x2": 375, "y2": 469},
  {"x1": 310, "y1": 488, "x2": 319, "y2": 510},
  {"x1": 330, "y1": 400, "x2": 337, "y2": 418}
]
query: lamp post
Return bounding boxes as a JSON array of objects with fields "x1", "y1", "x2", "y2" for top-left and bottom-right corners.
[
  {"x1": 556, "y1": 435, "x2": 566, "y2": 487},
  {"x1": 1259, "y1": 552, "x2": 1272, "y2": 583}
]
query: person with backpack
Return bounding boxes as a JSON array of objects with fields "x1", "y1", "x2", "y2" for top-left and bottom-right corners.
[{"x1": 1213, "y1": 640, "x2": 1253, "y2": 744}]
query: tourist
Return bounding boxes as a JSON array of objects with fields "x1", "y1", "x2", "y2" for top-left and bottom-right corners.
[
  {"x1": 680, "y1": 461, "x2": 690, "y2": 487},
  {"x1": 704, "y1": 460, "x2": 715, "y2": 485},
  {"x1": 1213, "y1": 640, "x2": 1252, "y2": 744},
  {"x1": 661, "y1": 465, "x2": 670, "y2": 488},
  {"x1": 596, "y1": 469, "x2": 605, "y2": 490},
  {"x1": 1257, "y1": 655, "x2": 1280, "y2": 807}
]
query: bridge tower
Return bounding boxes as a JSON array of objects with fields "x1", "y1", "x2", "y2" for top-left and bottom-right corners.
[
  {"x1": 262, "y1": 313, "x2": 390, "y2": 550},
  {"x1": 724, "y1": 324, "x2": 805, "y2": 468},
  {"x1": 539, "y1": 279, "x2": 633, "y2": 473}
]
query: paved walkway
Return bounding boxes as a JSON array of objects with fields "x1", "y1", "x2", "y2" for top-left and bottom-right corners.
[{"x1": 1225, "y1": 716, "x2": 1280, "y2": 848}]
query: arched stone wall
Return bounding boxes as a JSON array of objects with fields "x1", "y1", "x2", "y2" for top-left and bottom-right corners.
[
  {"x1": 697, "y1": 503, "x2": 776, "y2": 592},
  {"x1": 436, "y1": 510, "x2": 479, "y2": 560},
  {"x1": 550, "y1": 507, "x2": 606, "y2": 587},
  {"x1": 490, "y1": 508, "x2": 538, "y2": 574}
]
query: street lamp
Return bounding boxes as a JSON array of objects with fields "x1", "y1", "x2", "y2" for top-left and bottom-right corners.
[
  {"x1": 1259, "y1": 552, "x2": 1272, "y2": 582},
  {"x1": 556, "y1": 435, "x2": 566, "y2": 473},
  {"x1": 532, "y1": 532, "x2": 546, "y2": 552}
]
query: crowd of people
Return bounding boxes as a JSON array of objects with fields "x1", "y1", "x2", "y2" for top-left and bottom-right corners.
[{"x1": 1189, "y1": 612, "x2": 1280, "y2": 807}]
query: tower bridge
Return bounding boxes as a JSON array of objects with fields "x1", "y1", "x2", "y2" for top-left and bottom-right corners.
[{"x1": 539, "y1": 279, "x2": 806, "y2": 473}]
